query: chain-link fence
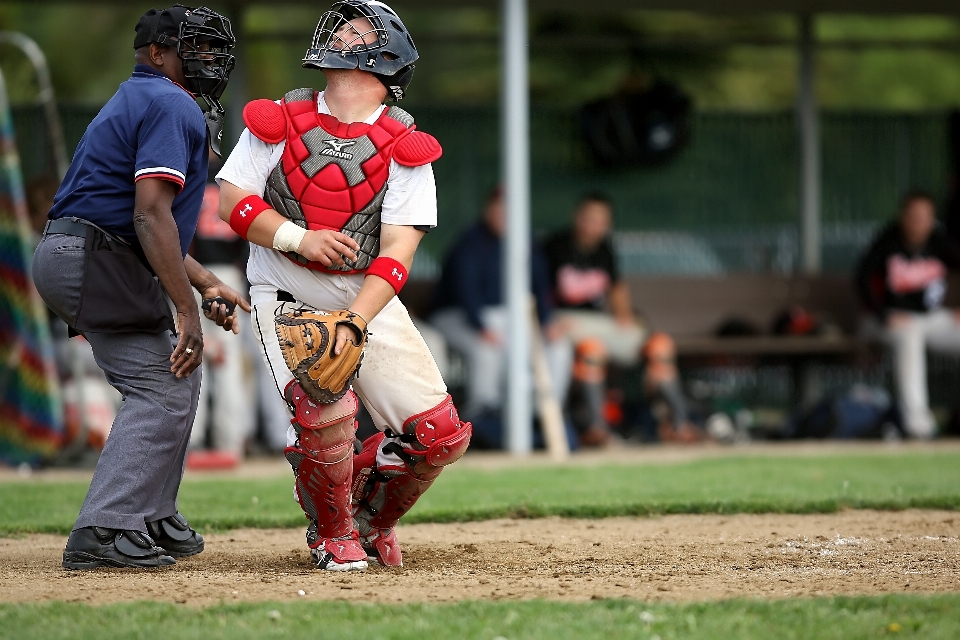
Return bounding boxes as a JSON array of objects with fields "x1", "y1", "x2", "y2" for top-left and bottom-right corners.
[{"x1": 11, "y1": 103, "x2": 952, "y2": 275}]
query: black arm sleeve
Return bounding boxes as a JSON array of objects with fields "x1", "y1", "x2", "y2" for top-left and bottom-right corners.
[
  {"x1": 932, "y1": 229, "x2": 960, "y2": 270},
  {"x1": 855, "y1": 226, "x2": 893, "y2": 318},
  {"x1": 602, "y1": 237, "x2": 620, "y2": 284}
]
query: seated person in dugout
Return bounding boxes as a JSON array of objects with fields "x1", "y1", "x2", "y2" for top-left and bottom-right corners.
[
  {"x1": 543, "y1": 193, "x2": 697, "y2": 444},
  {"x1": 856, "y1": 190, "x2": 960, "y2": 439},
  {"x1": 431, "y1": 188, "x2": 572, "y2": 446}
]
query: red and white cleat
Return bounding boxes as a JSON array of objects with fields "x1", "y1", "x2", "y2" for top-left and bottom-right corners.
[
  {"x1": 307, "y1": 524, "x2": 368, "y2": 572},
  {"x1": 359, "y1": 527, "x2": 403, "y2": 567}
]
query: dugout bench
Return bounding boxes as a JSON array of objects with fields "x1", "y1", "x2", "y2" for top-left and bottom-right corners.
[
  {"x1": 399, "y1": 274, "x2": 960, "y2": 410},
  {"x1": 400, "y1": 273, "x2": 870, "y2": 358}
]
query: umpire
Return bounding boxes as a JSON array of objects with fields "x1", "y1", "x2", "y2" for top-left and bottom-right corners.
[{"x1": 31, "y1": 5, "x2": 248, "y2": 569}]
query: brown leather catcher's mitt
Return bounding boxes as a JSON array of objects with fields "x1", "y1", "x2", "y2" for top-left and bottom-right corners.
[{"x1": 275, "y1": 309, "x2": 367, "y2": 404}]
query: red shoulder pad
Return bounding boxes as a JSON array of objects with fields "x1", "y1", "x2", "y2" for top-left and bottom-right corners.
[
  {"x1": 394, "y1": 131, "x2": 442, "y2": 167},
  {"x1": 242, "y1": 99, "x2": 286, "y2": 144}
]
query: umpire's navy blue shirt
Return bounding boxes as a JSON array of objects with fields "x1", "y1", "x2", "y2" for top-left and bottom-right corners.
[{"x1": 49, "y1": 65, "x2": 208, "y2": 256}]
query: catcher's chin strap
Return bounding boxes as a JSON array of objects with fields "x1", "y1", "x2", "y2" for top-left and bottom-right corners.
[
  {"x1": 283, "y1": 382, "x2": 363, "y2": 547},
  {"x1": 351, "y1": 395, "x2": 472, "y2": 565}
]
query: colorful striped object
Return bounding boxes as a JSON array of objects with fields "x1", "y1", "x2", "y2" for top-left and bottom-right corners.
[{"x1": 0, "y1": 64, "x2": 63, "y2": 466}]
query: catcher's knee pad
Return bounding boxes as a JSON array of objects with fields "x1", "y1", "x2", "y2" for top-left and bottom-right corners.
[
  {"x1": 352, "y1": 396, "x2": 472, "y2": 561},
  {"x1": 394, "y1": 394, "x2": 473, "y2": 473},
  {"x1": 284, "y1": 382, "x2": 359, "y2": 540}
]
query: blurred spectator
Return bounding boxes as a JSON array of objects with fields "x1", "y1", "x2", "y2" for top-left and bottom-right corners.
[
  {"x1": 543, "y1": 193, "x2": 697, "y2": 444},
  {"x1": 431, "y1": 188, "x2": 572, "y2": 446},
  {"x1": 544, "y1": 194, "x2": 642, "y2": 356},
  {"x1": 27, "y1": 174, "x2": 121, "y2": 457},
  {"x1": 856, "y1": 190, "x2": 960, "y2": 438},
  {"x1": 25, "y1": 174, "x2": 61, "y2": 242},
  {"x1": 187, "y1": 156, "x2": 255, "y2": 467}
]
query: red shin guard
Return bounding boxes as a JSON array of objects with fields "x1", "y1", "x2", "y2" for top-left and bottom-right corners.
[
  {"x1": 284, "y1": 384, "x2": 366, "y2": 564},
  {"x1": 351, "y1": 396, "x2": 472, "y2": 565}
]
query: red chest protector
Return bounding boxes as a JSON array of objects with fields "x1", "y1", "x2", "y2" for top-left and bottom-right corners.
[{"x1": 242, "y1": 88, "x2": 441, "y2": 272}]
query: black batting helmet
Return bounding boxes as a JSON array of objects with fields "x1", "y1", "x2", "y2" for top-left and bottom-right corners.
[{"x1": 302, "y1": 0, "x2": 418, "y2": 101}]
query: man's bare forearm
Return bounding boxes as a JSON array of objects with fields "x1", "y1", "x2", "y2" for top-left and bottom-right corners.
[
  {"x1": 133, "y1": 197, "x2": 196, "y2": 315},
  {"x1": 184, "y1": 255, "x2": 218, "y2": 293},
  {"x1": 347, "y1": 223, "x2": 423, "y2": 321},
  {"x1": 609, "y1": 282, "x2": 634, "y2": 319}
]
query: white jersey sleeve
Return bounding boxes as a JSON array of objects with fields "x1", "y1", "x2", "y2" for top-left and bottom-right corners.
[
  {"x1": 381, "y1": 160, "x2": 438, "y2": 228},
  {"x1": 216, "y1": 128, "x2": 285, "y2": 196}
]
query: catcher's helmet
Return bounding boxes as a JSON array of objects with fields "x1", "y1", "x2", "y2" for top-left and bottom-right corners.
[{"x1": 303, "y1": 0, "x2": 418, "y2": 101}]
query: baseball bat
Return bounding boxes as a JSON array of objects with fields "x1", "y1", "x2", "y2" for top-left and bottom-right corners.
[{"x1": 528, "y1": 299, "x2": 570, "y2": 461}]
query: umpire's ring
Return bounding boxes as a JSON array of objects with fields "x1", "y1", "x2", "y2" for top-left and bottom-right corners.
[{"x1": 185, "y1": 348, "x2": 194, "y2": 355}]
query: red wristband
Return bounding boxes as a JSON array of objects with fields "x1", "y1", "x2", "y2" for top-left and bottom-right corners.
[
  {"x1": 229, "y1": 195, "x2": 272, "y2": 240},
  {"x1": 366, "y1": 256, "x2": 408, "y2": 294}
]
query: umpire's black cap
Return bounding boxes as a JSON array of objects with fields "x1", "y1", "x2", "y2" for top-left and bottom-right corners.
[{"x1": 133, "y1": 5, "x2": 192, "y2": 49}]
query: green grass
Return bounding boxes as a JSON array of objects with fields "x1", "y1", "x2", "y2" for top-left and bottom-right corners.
[
  {"x1": 4, "y1": 451, "x2": 960, "y2": 536},
  {"x1": 1, "y1": 595, "x2": 958, "y2": 639}
]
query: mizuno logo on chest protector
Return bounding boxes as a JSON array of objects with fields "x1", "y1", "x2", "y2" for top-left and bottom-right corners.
[{"x1": 321, "y1": 139, "x2": 356, "y2": 159}]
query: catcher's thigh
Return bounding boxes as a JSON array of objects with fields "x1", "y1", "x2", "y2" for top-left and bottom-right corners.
[
  {"x1": 249, "y1": 288, "x2": 448, "y2": 439},
  {"x1": 351, "y1": 297, "x2": 449, "y2": 431}
]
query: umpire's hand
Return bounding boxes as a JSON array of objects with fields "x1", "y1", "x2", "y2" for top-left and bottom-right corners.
[
  {"x1": 171, "y1": 311, "x2": 204, "y2": 378},
  {"x1": 199, "y1": 282, "x2": 252, "y2": 335}
]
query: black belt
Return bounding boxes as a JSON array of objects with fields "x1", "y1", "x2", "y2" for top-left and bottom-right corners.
[
  {"x1": 44, "y1": 217, "x2": 130, "y2": 246},
  {"x1": 277, "y1": 290, "x2": 296, "y2": 303},
  {"x1": 44, "y1": 217, "x2": 91, "y2": 238}
]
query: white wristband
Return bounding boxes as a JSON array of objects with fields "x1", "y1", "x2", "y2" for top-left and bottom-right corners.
[{"x1": 272, "y1": 221, "x2": 307, "y2": 253}]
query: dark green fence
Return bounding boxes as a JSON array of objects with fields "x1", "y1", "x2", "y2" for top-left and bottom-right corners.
[{"x1": 11, "y1": 103, "x2": 951, "y2": 274}]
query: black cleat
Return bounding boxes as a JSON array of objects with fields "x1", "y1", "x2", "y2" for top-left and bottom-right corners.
[
  {"x1": 147, "y1": 512, "x2": 204, "y2": 558},
  {"x1": 62, "y1": 527, "x2": 175, "y2": 570}
]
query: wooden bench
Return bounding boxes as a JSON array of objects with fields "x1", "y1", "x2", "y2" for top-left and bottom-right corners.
[
  {"x1": 628, "y1": 273, "x2": 960, "y2": 355},
  {"x1": 626, "y1": 274, "x2": 863, "y2": 357},
  {"x1": 405, "y1": 274, "x2": 868, "y2": 346},
  {"x1": 401, "y1": 273, "x2": 960, "y2": 409},
  {"x1": 403, "y1": 272, "x2": 960, "y2": 358}
]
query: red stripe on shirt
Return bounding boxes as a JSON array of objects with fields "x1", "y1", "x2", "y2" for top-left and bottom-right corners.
[{"x1": 135, "y1": 172, "x2": 185, "y2": 192}]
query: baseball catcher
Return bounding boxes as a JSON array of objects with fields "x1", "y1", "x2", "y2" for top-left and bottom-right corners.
[{"x1": 217, "y1": 0, "x2": 471, "y2": 571}]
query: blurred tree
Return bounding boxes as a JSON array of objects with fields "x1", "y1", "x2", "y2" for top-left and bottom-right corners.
[
  {"x1": 0, "y1": 5, "x2": 144, "y2": 103},
  {"x1": 0, "y1": 5, "x2": 954, "y2": 111}
]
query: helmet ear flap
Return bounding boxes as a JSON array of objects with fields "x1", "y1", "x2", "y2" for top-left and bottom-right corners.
[{"x1": 376, "y1": 64, "x2": 414, "y2": 101}]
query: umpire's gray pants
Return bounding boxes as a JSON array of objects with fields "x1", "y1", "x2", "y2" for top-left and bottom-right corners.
[{"x1": 32, "y1": 233, "x2": 201, "y2": 533}]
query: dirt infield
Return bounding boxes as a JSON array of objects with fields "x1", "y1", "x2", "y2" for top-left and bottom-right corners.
[{"x1": 2, "y1": 509, "x2": 959, "y2": 606}]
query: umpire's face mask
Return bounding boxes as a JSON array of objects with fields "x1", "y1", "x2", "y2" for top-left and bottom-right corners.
[{"x1": 179, "y1": 38, "x2": 235, "y2": 103}]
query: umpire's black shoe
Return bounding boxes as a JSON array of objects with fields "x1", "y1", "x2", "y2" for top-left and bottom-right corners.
[
  {"x1": 62, "y1": 527, "x2": 175, "y2": 570},
  {"x1": 147, "y1": 512, "x2": 204, "y2": 558}
]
